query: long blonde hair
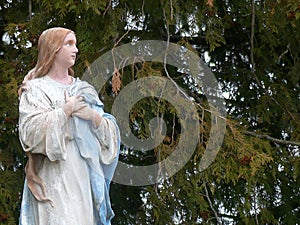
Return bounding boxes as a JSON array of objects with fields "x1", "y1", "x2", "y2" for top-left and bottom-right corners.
[{"x1": 23, "y1": 27, "x2": 75, "y2": 82}]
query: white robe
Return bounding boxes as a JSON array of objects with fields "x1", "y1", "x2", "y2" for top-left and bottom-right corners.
[{"x1": 18, "y1": 75, "x2": 119, "y2": 225}]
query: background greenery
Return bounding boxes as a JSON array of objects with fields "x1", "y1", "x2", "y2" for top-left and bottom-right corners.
[{"x1": 0, "y1": 0, "x2": 299, "y2": 224}]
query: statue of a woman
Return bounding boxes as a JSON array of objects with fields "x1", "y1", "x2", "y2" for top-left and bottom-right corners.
[{"x1": 18, "y1": 27, "x2": 120, "y2": 225}]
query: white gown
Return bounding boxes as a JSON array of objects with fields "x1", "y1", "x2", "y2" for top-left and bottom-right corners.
[{"x1": 18, "y1": 75, "x2": 119, "y2": 225}]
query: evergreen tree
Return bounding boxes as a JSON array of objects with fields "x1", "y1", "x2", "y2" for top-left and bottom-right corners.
[{"x1": 0, "y1": 0, "x2": 299, "y2": 224}]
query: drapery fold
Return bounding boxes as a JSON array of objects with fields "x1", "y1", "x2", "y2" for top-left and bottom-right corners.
[
  {"x1": 19, "y1": 76, "x2": 120, "y2": 225},
  {"x1": 71, "y1": 81, "x2": 120, "y2": 224}
]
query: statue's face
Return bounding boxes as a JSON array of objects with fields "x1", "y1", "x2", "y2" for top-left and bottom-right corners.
[{"x1": 54, "y1": 32, "x2": 78, "y2": 69}]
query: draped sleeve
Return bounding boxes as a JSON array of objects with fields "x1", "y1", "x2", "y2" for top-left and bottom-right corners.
[
  {"x1": 93, "y1": 112, "x2": 119, "y2": 165},
  {"x1": 18, "y1": 80, "x2": 69, "y2": 161}
]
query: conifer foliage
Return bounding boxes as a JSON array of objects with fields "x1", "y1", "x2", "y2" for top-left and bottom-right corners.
[{"x1": 0, "y1": 0, "x2": 299, "y2": 224}]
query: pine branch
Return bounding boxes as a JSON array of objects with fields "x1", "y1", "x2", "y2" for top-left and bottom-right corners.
[{"x1": 243, "y1": 131, "x2": 300, "y2": 146}]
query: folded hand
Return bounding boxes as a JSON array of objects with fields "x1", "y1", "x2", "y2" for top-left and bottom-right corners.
[
  {"x1": 63, "y1": 92, "x2": 86, "y2": 117},
  {"x1": 72, "y1": 103, "x2": 102, "y2": 128}
]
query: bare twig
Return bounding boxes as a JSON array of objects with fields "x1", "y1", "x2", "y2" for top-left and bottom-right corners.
[
  {"x1": 172, "y1": 113, "x2": 175, "y2": 143},
  {"x1": 113, "y1": 29, "x2": 130, "y2": 48},
  {"x1": 161, "y1": 4, "x2": 192, "y2": 102},
  {"x1": 250, "y1": 0, "x2": 256, "y2": 73},
  {"x1": 111, "y1": 29, "x2": 130, "y2": 71},
  {"x1": 277, "y1": 44, "x2": 290, "y2": 63},
  {"x1": 141, "y1": 0, "x2": 145, "y2": 16},
  {"x1": 243, "y1": 130, "x2": 300, "y2": 146},
  {"x1": 170, "y1": 0, "x2": 174, "y2": 21},
  {"x1": 103, "y1": 0, "x2": 112, "y2": 17},
  {"x1": 28, "y1": 0, "x2": 32, "y2": 20},
  {"x1": 204, "y1": 182, "x2": 222, "y2": 225},
  {"x1": 250, "y1": 0, "x2": 264, "y2": 89}
]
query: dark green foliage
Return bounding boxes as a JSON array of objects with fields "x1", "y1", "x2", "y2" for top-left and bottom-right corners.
[{"x1": 0, "y1": 0, "x2": 299, "y2": 224}]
